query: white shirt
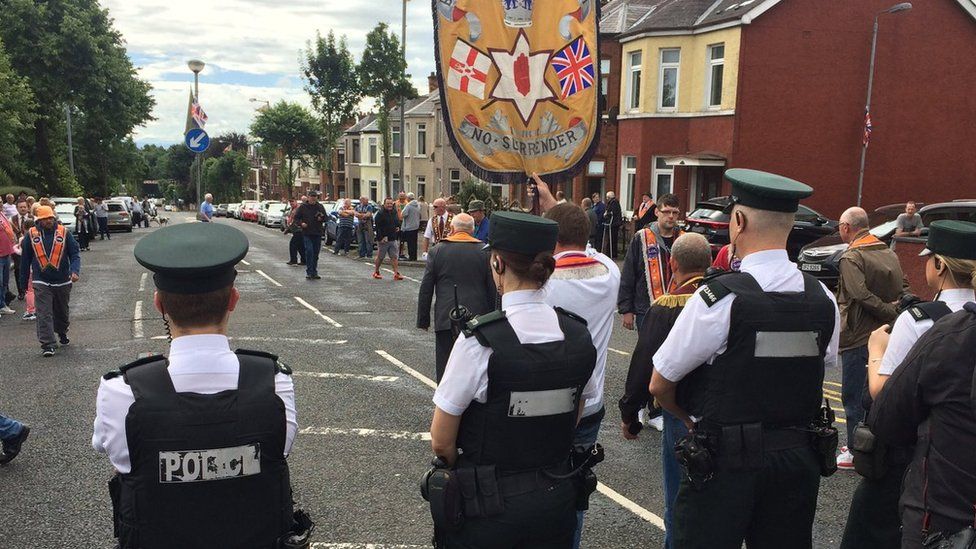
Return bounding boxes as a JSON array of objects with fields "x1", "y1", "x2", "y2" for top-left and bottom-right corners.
[
  {"x1": 433, "y1": 289, "x2": 600, "y2": 416},
  {"x1": 424, "y1": 213, "x2": 451, "y2": 243},
  {"x1": 3, "y1": 202, "x2": 17, "y2": 219},
  {"x1": 654, "y1": 249, "x2": 841, "y2": 382},
  {"x1": 879, "y1": 288, "x2": 976, "y2": 376},
  {"x1": 544, "y1": 250, "x2": 620, "y2": 417},
  {"x1": 92, "y1": 334, "x2": 298, "y2": 473}
]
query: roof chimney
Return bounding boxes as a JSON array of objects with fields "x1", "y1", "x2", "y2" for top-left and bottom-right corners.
[{"x1": 428, "y1": 72, "x2": 439, "y2": 92}]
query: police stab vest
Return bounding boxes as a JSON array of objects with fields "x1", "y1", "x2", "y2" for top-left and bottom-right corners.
[
  {"x1": 116, "y1": 351, "x2": 293, "y2": 549},
  {"x1": 457, "y1": 309, "x2": 596, "y2": 472},
  {"x1": 698, "y1": 272, "x2": 836, "y2": 428}
]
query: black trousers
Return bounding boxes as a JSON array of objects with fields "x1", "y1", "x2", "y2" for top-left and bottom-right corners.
[
  {"x1": 435, "y1": 329, "x2": 455, "y2": 382},
  {"x1": 672, "y1": 447, "x2": 821, "y2": 549},
  {"x1": 441, "y1": 479, "x2": 577, "y2": 549},
  {"x1": 841, "y1": 458, "x2": 909, "y2": 549},
  {"x1": 402, "y1": 229, "x2": 419, "y2": 261},
  {"x1": 289, "y1": 233, "x2": 306, "y2": 263},
  {"x1": 96, "y1": 217, "x2": 110, "y2": 239}
]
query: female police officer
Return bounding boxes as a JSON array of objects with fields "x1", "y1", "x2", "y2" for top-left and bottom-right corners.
[
  {"x1": 428, "y1": 211, "x2": 597, "y2": 548},
  {"x1": 841, "y1": 220, "x2": 976, "y2": 548}
]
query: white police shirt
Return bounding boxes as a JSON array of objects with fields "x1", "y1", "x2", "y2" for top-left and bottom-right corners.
[
  {"x1": 879, "y1": 288, "x2": 976, "y2": 376},
  {"x1": 654, "y1": 249, "x2": 841, "y2": 382},
  {"x1": 92, "y1": 334, "x2": 298, "y2": 474},
  {"x1": 433, "y1": 289, "x2": 599, "y2": 416},
  {"x1": 544, "y1": 250, "x2": 620, "y2": 418}
]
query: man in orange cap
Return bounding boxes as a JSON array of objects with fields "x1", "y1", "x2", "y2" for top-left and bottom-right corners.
[{"x1": 19, "y1": 205, "x2": 81, "y2": 357}]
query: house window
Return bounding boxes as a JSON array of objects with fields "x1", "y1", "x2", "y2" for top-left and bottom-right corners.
[
  {"x1": 626, "y1": 51, "x2": 642, "y2": 111},
  {"x1": 417, "y1": 176, "x2": 426, "y2": 199},
  {"x1": 352, "y1": 178, "x2": 361, "y2": 198},
  {"x1": 706, "y1": 44, "x2": 725, "y2": 108},
  {"x1": 622, "y1": 156, "x2": 637, "y2": 215},
  {"x1": 405, "y1": 123, "x2": 411, "y2": 155},
  {"x1": 392, "y1": 126, "x2": 401, "y2": 155},
  {"x1": 600, "y1": 59, "x2": 610, "y2": 110},
  {"x1": 369, "y1": 180, "x2": 378, "y2": 202},
  {"x1": 392, "y1": 173, "x2": 400, "y2": 193},
  {"x1": 337, "y1": 151, "x2": 345, "y2": 172},
  {"x1": 491, "y1": 184, "x2": 503, "y2": 198},
  {"x1": 659, "y1": 48, "x2": 680, "y2": 111},
  {"x1": 652, "y1": 157, "x2": 674, "y2": 200},
  {"x1": 368, "y1": 138, "x2": 377, "y2": 164},
  {"x1": 449, "y1": 169, "x2": 461, "y2": 196},
  {"x1": 417, "y1": 124, "x2": 427, "y2": 156},
  {"x1": 351, "y1": 139, "x2": 360, "y2": 163}
]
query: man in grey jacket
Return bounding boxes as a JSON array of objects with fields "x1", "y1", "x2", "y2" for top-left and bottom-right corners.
[
  {"x1": 400, "y1": 193, "x2": 422, "y2": 261},
  {"x1": 417, "y1": 214, "x2": 496, "y2": 381}
]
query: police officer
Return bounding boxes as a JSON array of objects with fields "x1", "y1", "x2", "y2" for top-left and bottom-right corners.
[
  {"x1": 863, "y1": 220, "x2": 976, "y2": 548},
  {"x1": 649, "y1": 169, "x2": 840, "y2": 549},
  {"x1": 92, "y1": 223, "x2": 310, "y2": 549},
  {"x1": 427, "y1": 211, "x2": 597, "y2": 548}
]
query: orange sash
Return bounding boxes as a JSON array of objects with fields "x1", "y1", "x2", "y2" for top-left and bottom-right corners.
[
  {"x1": 848, "y1": 232, "x2": 884, "y2": 250},
  {"x1": 640, "y1": 227, "x2": 683, "y2": 301},
  {"x1": 443, "y1": 232, "x2": 482, "y2": 243},
  {"x1": 637, "y1": 201, "x2": 653, "y2": 220},
  {"x1": 29, "y1": 225, "x2": 67, "y2": 271},
  {"x1": 555, "y1": 253, "x2": 601, "y2": 269}
]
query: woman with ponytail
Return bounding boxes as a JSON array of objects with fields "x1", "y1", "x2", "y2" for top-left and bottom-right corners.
[{"x1": 427, "y1": 211, "x2": 598, "y2": 548}]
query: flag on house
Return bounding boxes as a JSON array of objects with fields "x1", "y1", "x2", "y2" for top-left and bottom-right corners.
[{"x1": 863, "y1": 110, "x2": 873, "y2": 147}]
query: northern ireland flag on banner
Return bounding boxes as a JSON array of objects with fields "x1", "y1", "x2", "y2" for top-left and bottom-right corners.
[{"x1": 448, "y1": 40, "x2": 490, "y2": 99}]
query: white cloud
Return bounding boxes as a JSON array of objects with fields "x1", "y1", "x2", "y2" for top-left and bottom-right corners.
[{"x1": 104, "y1": 0, "x2": 437, "y2": 145}]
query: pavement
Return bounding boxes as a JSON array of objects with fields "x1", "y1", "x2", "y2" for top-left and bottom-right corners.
[{"x1": 0, "y1": 212, "x2": 860, "y2": 548}]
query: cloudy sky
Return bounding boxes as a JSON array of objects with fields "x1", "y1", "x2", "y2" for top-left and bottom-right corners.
[{"x1": 103, "y1": 0, "x2": 437, "y2": 146}]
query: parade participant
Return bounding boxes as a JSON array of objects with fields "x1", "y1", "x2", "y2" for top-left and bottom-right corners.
[
  {"x1": 649, "y1": 169, "x2": 840, "y2": 549},
  {"x1": 867, "y1": 223, "x2": 976, "y2": 547},
  {"x1": 0, "y1": 412, "x2": 29, "y2": 465},
  {"x1": 468, "y1": 200, "x2": 490, "y2": 243},
  {"x1": 603, "y1": 192, "x2": 622, "y2": 258},
  {"x1": 373, "y1": 197, "x2": 403, "y2": 281},
  {"x1": 92, "y1": 222, "x2": 311, "y2": 549},
  {"x1": 417, "y1": 213, "x2": 496, "y2": 381},
  {"x1": 293, "y1": 190, "x2": 327, "y2": 280},
  {"x1": 835, "y1": 206, "x2": 907, "y2": 470},
  {"x1": 841, "y1": 220, "x2": 976, "y2": 549},
  {"x1": 620, "y1": 233, "x2": 711, "y2": 549},
  {"x1": 633, "y1": 193, "x2": 656, "y2": 232},
  {"x1": 427, "y1": 211, "x2": 596, "y2": 548},
  {"x1": 198, "y1": 193, "x2": 215, "y2": 222},
  {"x1": 618, "y1": 193, "x2": 683, "y2": 332},
  {"x1": 711, "y1": 244, "x2": 740, "y2": 272},
  {"x1": 18, "y1": 206, "x2": 81, "y2": 357},
  {"x1": 542, "y1": 202, "x2": 619, "y2": 549},
  {"x1": 284, "y1": 197, "x2": 307, "y2": 266},
  {"x1": 355, "y1": 196, "x2": 377, "y2": 259},
  {"x1": 423, "y1": 198, "x2": 453, "y2": 256}
]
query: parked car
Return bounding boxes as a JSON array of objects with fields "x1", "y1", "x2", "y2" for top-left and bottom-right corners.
[
  {"x1": 264, "y1": 203, "x2": 289, "y2": 229},
  {"x1": 325, "y1": 200, "x2": 368, "y2": 245},
  {"x1": 105, "y1": 200, "x2": 132, "y2": 232},
  {"x1": 215, "y1": 204, "x2": 229, "y2": 217},
  {"x1": 163, "y1": 204, "x2": 174, "y2": 212},
  {"x1": 257, "y1": 201, "x2": 282, "y2": 226},
  {"x1": 797, "y1": 219, "x2": 899, "y2": 289},
  {"x1": 227, "y1": 203, "x2": 242, "y2": 218},
  {"x1": 684, "y1": 196, "x2": 838, "y2": 260},
  {"x1": 51, "y1": 196, "x2": 78, "y2": 206},
  {"x1": 239, "y1": 201, "x2": 260, "y2": 222},
  {"x1": 54, "y1": 203, "x2": 76, "y2": 232},
  {"x1": 892, "y1": 200, "x2": 976, "y2": 299}
]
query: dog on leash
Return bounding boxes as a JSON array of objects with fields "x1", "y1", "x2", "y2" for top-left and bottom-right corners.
[{"x1": 153, "y1": 216, "x2": 169, "y2": 226}]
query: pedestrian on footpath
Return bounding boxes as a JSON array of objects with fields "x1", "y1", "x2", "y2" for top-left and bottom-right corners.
[
  {"x1": 10, "y1": 200, "x2": 33, "y2": 301},
  {"x1": 131, "y1": 197, "x2": 145, "y2": 228},
  {"x1": 2, "y1": 193, "x2": 16, "y2": 219},
  {"x1": 284, "y1": 197, "x2": 307, "y2": 267},
  {"x1": 93, "y1": 222, "x2": 312, "y2": 548},
  {"x1": 333, "y1": 198, "x2": 355, "y2": 256},
  {"x1": 835, "y1": 206, "x2": 907, "y2": 470},
  {"x1": 372, "y1": 197, "x2": 403, "y2": 281},
  {"x1": 418, "y1": 195, "x2": 431, "y2": 230},
  {"x1": 74, "y1": 197, "x2": 92, "y2": 251},
  {"x1": 469, "y1": 200, "x2": 490, "y2": 243},
  {"x1": 94, "y1": 197, "x2": 110, "y2": 240},
  {"x1": 18, "y1": 205, "x2": 81, "y2": 357},
  {"x1": 417, "y1": 213, "x2": 496, "y2": 381},
  {"x1": 0, "y1": 412, "x2": 30, "y2": 465},
  {"x1": 400, "y1": 193, "x2": 421, "y2": 261},
  {"x1": 355, "y1": 196, "x2": 376, "y2": 259},
  {"x1": 0, "y1": 211, "x2": 18, "y2": 317},
  {"x1": 198, "y1": 193, "x2": 215, "y2": 222},
  {"x1": 293, "y1": 190, "x2": 327, "y2": 280}
]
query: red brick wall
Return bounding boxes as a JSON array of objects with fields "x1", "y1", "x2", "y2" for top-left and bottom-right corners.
[
  {"x1": 571, "y1": 38, "x2": 622, "y2": 202},
  {"x1": 733, "y1": 0, "x2": 976, "y2": 219}
]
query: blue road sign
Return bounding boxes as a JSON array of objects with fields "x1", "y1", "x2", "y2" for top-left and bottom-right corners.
[{"x1": 185, "y1": 128, "x2": 210, "y2": 153}]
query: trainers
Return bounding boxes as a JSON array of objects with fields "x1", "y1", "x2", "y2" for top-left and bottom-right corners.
[
  {"x1": 41, "y1": 347, "x2": 55, "y2": 358},
  {"x1": 286, "y1": 261, "x2": 297, "y2": 266},
  {"x1": 0, "y1": 425, "x2": 31, "y2": 465},
  {"x1": 837, "y1": 447, "x2": 854, "y2": 470},
  {"x1": 649, "y1": 415, "x2": 664, "y2": 432},
  {"x1": 638, "y1": 408, "x2": 650, "y2": 426},
  {"x1": 393, "y1": 272, "x2": 404, "y2": 281},
  {"x1": 372, "y1": 272, "x2": 383, "y2": 280},
  {"x1": 58, "y1": 333, "x2": 70, "y2": 345},
  {"x1": 22, "y1": 313, "x2": 36, "y2": 321},
  {"x1": 0, "y1": 306, "x2": 14, "y2": 315}
]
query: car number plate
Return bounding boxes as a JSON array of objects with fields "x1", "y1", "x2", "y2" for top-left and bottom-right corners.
[{"x1": 800, "y1": 263, "x2": 822, "y2": 272}]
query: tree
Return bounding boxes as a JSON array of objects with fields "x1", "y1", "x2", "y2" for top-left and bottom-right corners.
[
  {"x1": 203, "y1": 150, "x2": 249, "y2": 203},
  {"x1": 0, "y1": 38, "x2": 35, "y2": 187},
  {"x1": 208, "y1": 132, "x2": 249, "y2": 159},
  {"x1": 250, "y1": 102, "x2": 323, "y2": 199},
  {"x1": 357, "y1": 23, "x2": 417, "y2": 198},
  {"x1": 455, "y1": 179, "x2": 498, "y2": 215},
  {"x1": 302, "y1": 31, "x2": 361, "y2": 198}
]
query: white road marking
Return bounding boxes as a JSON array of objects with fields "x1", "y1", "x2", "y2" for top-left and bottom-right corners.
[
  {"x1": 240, "y1": 259, "x2": 251, "y2": 266},
  {"x1": 373, "y1": 349, "x2": 666, "y2": 530},
  {"x1": 294, "y1": 296, "x2": 343, "y2": 328},
  {"x1": 380, "y1": 268, "x2": 420, "y2": 283},
  {"x1": 608, "y1": 347, "x2": 631, "y2": 356},
  {"x1": 255, "y1": 269, "x2": 283, "y2": 287},
  {"x1": 312, "y1": 544, "x2": 426, "y2": 548},
  {"x1": 300, "y1": 426, "x2": 431, "y2": 441},
  {"x1": 133, "y1": 300, "x2": 144, "y2": 339},
  {"x1": 293, "y1": 372, "x2": 399, "y2": 382},
  {"x1": 138, "y1": 272, "x2": 147, "y2": 292},
  {"x1": 375, "y1": 350, "x2": 437, "y2": 390}
]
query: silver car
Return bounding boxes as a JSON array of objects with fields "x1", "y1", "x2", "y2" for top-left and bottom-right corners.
[
  {"x1": 54, "y1": 203, "x2": 77, "y2": 232},
  {"x1": 105, "y1": 201, "x2": 132, "y2": 232},
  {"x1": 265, "y1": 203, "x2": 288, "y2": 228}
]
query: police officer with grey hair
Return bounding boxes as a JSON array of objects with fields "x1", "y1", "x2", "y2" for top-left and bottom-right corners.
[
  {"x1": 649, "y1": 169, "x2": 841, "y2": 548},
  {"x1": 92, "y1": 222, "x2": 312, "y2": 549}
]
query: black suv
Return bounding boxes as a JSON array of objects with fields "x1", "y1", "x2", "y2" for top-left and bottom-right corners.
[{"x1": 683, "y1": 197, "x2": 837, "y2": 260}]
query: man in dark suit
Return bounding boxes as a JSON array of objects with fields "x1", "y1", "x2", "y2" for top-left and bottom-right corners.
[
  {"x1": 634, "y1": 193, "x2": 656, "y2": 231},
  {"x1": 417, "y1": 213, "x2": 497, "y2": 381},
  {"x1": 604, "y1": 191, "x2": 623, "y2": 259}
]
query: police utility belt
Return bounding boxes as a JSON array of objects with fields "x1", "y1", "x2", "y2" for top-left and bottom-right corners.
[{"x1": 420, "y1": 444, "x2": 605, "y2": 532}]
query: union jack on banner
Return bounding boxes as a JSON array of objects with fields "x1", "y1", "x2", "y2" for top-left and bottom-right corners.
[
  {"x1": 550, "y1": 37, "x2": 595, "y2": 100},
  {"x1": 863, "y1": 110, "x2": 872, "y2": 147}
]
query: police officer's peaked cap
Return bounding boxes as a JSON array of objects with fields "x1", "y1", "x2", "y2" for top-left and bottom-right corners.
[
  {"x1": 724, "y1": 168, "x2": 814, "y2": 213},
  {"x1": 487, "y1": 211, "x2": 558, "y2": 256},
  {"x1": 134, "y1": 222, "x2": 249, "y2": 294},
  {"x1": 919, "y1": 220, "x2": 976, "y2": 260}
]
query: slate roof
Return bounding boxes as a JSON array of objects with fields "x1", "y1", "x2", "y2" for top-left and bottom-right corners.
[
  {"x1": 600, "y1": 0, "x2": 669, "y2": 35},
  {"x1": 345, "y1": 113, "x2": 376, "y2": 135},
  {"x1": 404, "y1": 91, "x2": 438, "y2": 117},
  {"x1": 622, "y1": 0, "x2": 720, "y2": 33}
]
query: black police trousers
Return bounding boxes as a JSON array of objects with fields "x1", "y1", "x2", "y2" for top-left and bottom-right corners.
[
  {"x1": 672, "y1": 447, "x2": 821, "y2": 549},
  {"x1": 840, "y1": 458, "x2": 909, "y2": 549},
  {"x1": 441, "y1": 479, "x2": 577, "y2": 549}
]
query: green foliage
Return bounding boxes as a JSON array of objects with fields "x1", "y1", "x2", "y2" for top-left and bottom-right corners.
[
  {"x1": 0, "y1": 185, "x2": 38, "y2": 198},
  {"x1": 207, "y1": 132, "x2": 249, "y2": 160},
  {"x1": 250, "y1": 102, "x2": 323, "y2": 198},
  {"x1": 455, "y1": 179, "x2": 498, "y2": 216},
  {"x1": 0, "y1": 38, "x2": 36, "y2": 188},
  {"x1": 203, "y1": 151, "x2": 249, "y2": 203}
]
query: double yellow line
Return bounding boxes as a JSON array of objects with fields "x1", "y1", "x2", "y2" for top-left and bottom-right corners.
[{"x1": 822, "y1": 381, "x2": 846, "y2": 424}]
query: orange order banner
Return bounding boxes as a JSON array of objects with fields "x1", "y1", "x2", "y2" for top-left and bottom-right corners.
[{"x1": 433, "y1": 0, "x2": 601, "y2": 185}]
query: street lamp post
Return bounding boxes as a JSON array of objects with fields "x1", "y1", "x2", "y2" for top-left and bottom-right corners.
[
  {"x1": 856, "y1": 2, "x2": 911, "y2": 207},
  {"x1": 188, "y1": 59, "x2": 206, "y2": 206},
  {"x1": 398, "y1": 0, "x2": 408, "y2": 195},
  {"x1": 250, "y1": 99, "x2": 271, "y2": 201}
]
